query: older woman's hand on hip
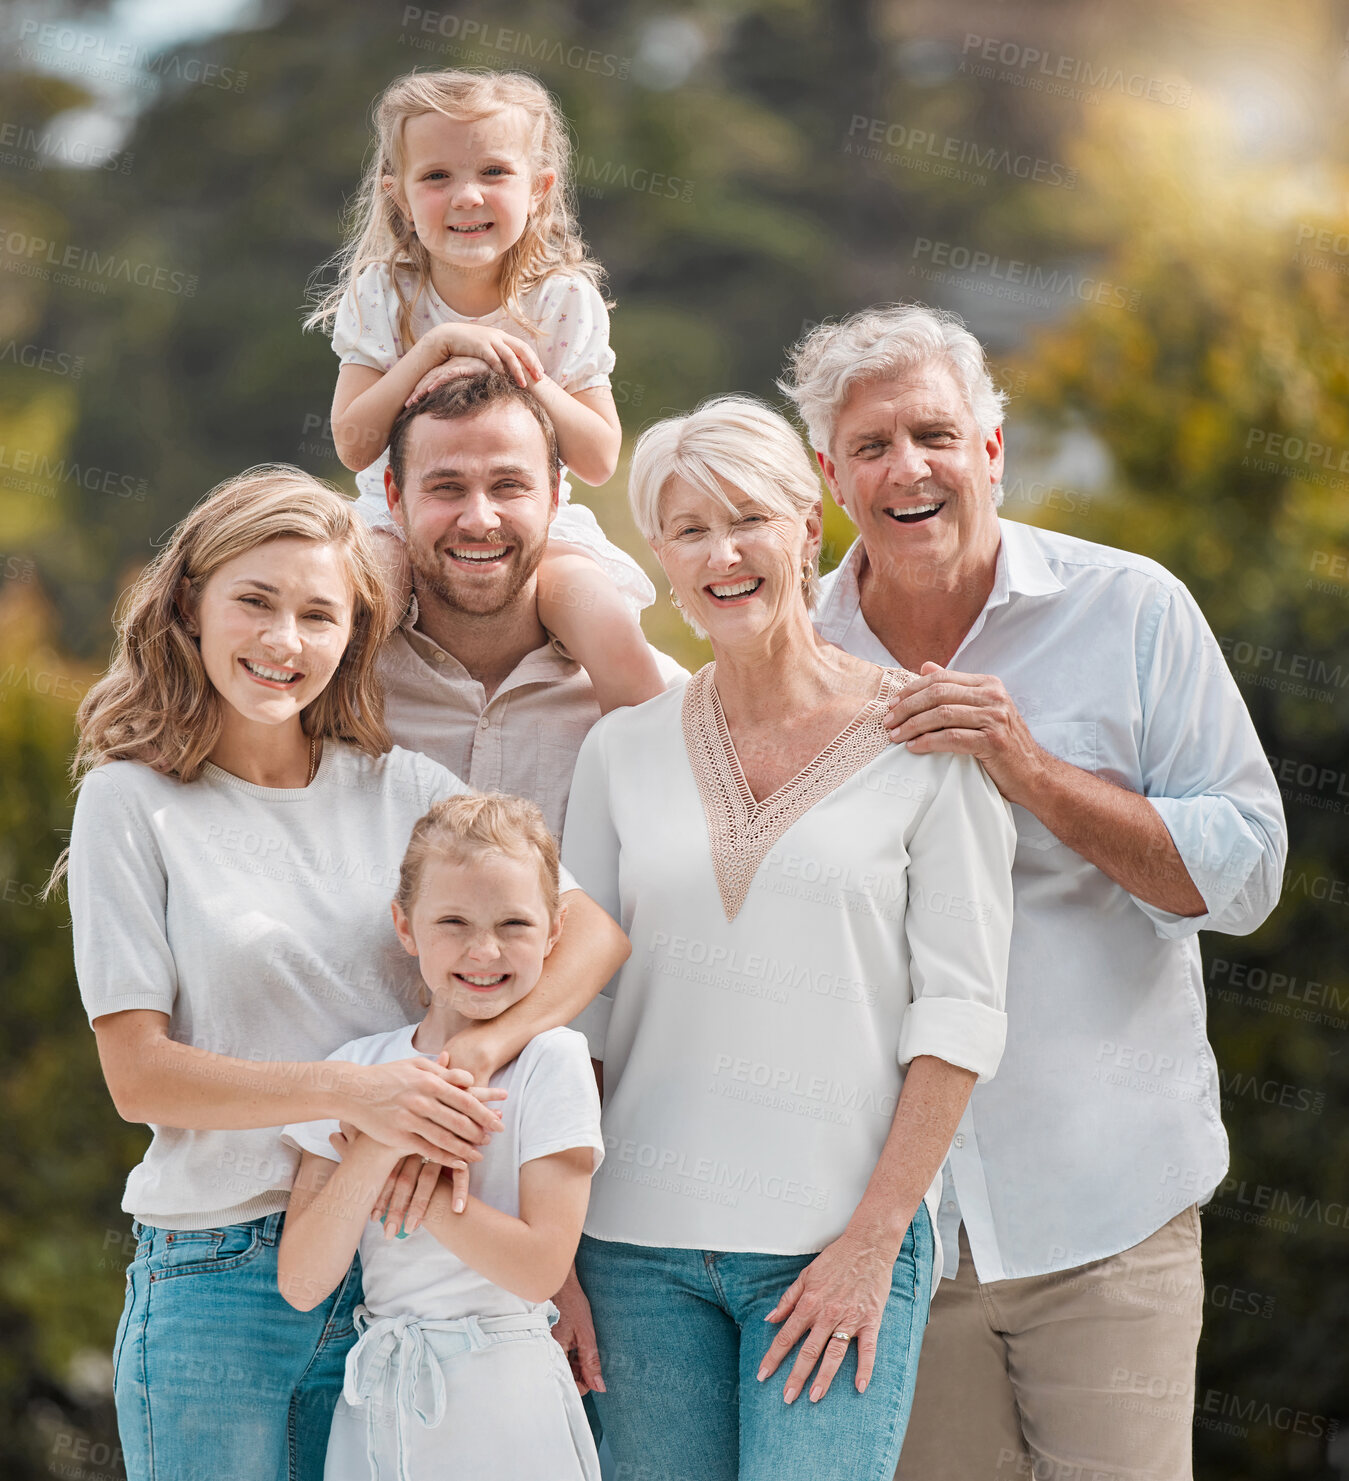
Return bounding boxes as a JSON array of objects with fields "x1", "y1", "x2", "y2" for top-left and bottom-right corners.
[{"x1": 756, "y1": 1224, "x2": 905, "y2": 1404}]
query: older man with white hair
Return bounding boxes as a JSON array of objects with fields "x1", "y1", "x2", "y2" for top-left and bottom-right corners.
[{"x1": 780, "y1": 304, "x2": 1286, "y2": 1481}]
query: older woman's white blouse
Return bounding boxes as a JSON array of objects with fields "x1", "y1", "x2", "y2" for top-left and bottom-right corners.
[{"x1": 561, "y1": 665, "x2": 1016, "y2": 1257}]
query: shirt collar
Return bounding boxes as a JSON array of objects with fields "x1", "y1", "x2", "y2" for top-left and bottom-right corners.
[
  {"x1": 816, "y1": 515, "x2": 1063, "y2": 641},
  {"x1": 996, "y1": 515, "x2": 1065, "y2": 599},
  {"x1": 399, "y1": 590, "x2": 578, "y2": 683}
]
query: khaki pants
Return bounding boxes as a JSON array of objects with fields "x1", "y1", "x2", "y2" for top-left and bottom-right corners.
[{"x1": 896, "y1": 1206, "x2": 1203, "y2": 1481}]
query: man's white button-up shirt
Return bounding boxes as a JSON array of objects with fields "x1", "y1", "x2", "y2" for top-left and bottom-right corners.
[{"x1": 814, "y1": 517, "x2": 1287, "y2": 1280}]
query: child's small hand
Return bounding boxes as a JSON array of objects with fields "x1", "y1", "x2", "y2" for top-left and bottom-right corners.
[
  {"x1": 405, "y1": 355, "x2": 493, "y2": 406},
  {"x1": 429, "y1": 323, "x2": 543, "y2": 386}
]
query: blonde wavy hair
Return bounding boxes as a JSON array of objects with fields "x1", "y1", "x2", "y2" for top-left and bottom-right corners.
[
  {"x1": 304, "y1": 68, "x2": 605, "y2": 350},
  {"x1": 72, "y1": 465, "x2": 394, "y2": 784}
]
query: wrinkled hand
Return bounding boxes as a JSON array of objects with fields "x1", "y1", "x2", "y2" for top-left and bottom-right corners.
[
  {"x1": 885, "y1": 662, "x2": 1046, "y2": 806},
  {"x1": 757, "y1": 1230, "x2": 898, "y2": 1404},
  {"x1": 551, "y1": 1265, "x2": 604, "y2": 1396},
  {"x1": 405, "y1": 355, "x2": 493, "y2": 406}
]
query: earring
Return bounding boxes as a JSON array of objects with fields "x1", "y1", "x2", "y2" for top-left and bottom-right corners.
[
  {"x1": 668, "y1": 585, "x2": 684, "y2": 611},
  {"x1": 800, "y1": 559, "x2": 814, "y2": 591}
]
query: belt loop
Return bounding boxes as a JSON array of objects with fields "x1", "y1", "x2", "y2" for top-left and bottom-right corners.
[{"x1": 462, "y1": 1315, "x2": 489, "y2": 1352}]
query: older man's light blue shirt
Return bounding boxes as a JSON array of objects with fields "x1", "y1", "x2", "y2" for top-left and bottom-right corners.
[{"x1": 814, "y1": 517, "x2": 1287, "y2": 1281}]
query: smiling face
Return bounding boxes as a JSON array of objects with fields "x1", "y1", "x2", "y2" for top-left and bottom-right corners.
[
  {"x1": 184, "y1": 538, "x2": 354, "y2": 730},
  {"x1": 655, "y1": 476, "x2": 821, "y2": 647},
  {"x1": 389, "y1": 106, "x2": 553, "y2": 275},
  {"x1": 393, "y1": 849, "x2": 563, "y2": 1022},
  {"x1": 818, "y1": 360, "x2": 1004, "y2": 577},
  {"x1": 390, "y1": 401, "x2": 557, "y2": 616}
]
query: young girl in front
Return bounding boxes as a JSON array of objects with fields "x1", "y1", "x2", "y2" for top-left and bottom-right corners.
[
  {"x1": 278, "y1": 791, "x2": 604, "y2": 1481},
  {"x1": 307, "y1": 67, "x2": 663, "y2": 712}
]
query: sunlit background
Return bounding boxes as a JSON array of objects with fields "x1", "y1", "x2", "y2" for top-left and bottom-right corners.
[{"x1": 1, "y1": 2, "x2": 1346, "y2": 1476}]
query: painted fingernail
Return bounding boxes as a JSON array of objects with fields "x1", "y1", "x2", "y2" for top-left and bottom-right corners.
[
  {"x1": 756, "y1": 1367, "x2": 767, "y2": 1382},
  {"x1": 784, "y1": 1387, "x2": 797, "y2": 1405},
  {"x1": 810, "y1": 1386, "x2": 822, "y2": 1403},
  {"x1": 858, "y1": 1379, "x2": 868, "y2": 1393},
  {"x1": 454, "y1": 1198, "x2": 465, "y2": 1213}
]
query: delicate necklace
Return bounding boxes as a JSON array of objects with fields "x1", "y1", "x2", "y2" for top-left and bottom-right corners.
[{"x1": 306, "y1": 733, "x2": 319, "y2": 786}]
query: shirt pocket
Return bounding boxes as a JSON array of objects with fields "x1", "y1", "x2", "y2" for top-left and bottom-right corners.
[{"x1": 1011, "y1": 720, "x2": 1098, "y2": 852}]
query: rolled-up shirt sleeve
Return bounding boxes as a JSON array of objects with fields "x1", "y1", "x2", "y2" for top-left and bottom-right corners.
[
  {"x1": 897, "y1": 753, "x2": 1015, "y2": 1082},
  {"x1": 1133, "y1": 586, "x2": 1287, "y2": 940},
  {"x1": 559, "y1": 721, "x2": 623, "y2": 1059}
]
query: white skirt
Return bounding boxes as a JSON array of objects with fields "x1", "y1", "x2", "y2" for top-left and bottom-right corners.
[{"x1": 324, "y1": 1304, "x2": 600, "y2": 1481}]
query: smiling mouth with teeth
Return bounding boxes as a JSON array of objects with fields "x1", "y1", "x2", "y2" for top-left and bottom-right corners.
[
  {"x1": 448, "y1": 546, "x2": 510, "y2": 564},
  {"x1": 707, "y1": 577, "x2": 764, "y2": 600},
  {"x1": 885, "y1": 500, "x2": 946, "y2": 524},
  {"x1": 241, "y1": 658, "x2": 301, "y2": 684},
  {"x1": 456, "y1": 972, "x2": 508, "y2": 990},
  {"x1": 449, "y1": 223, "x2": 493, "y2": 234}
]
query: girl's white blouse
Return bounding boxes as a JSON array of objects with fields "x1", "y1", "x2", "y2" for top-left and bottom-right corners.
[{"x1": 560, "y1": 669, "x2": 1016, "y2": 1260}]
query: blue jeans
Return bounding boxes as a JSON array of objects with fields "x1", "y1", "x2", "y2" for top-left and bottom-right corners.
[
  {"x1": 575, "y1": 1206, "x2": 932, "y2": 1481},
  {"x1": 113, "y1": 1212, "x2": 362, "y2": 1481}
]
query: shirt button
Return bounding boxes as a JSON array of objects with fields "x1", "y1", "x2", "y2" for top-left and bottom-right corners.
[
  {"x1": 478, "y1": 718, "x2": 489, "y2": 730},
  {"x1": 953, "y1": 1134, "x2": 965, "y2": 1149},
  {"x1": 433, "y1": 652, "x2": 444, "y2": 663},
  {"x1": 943, "y1": 1201, "x2": 956, "y2": 1213}
]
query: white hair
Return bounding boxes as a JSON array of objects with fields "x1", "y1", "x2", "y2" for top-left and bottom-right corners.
[
  {"x1": 778, "y1": 302, "x2": 1008, "y2": 469},
  {"x1": 628, "y1": 395, "x2": 823, "y2": 628}
]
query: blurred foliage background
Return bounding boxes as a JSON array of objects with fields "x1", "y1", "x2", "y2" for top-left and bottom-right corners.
[{"x1": 1, "y1": 0, "x2": 1346, "y2": 1475}]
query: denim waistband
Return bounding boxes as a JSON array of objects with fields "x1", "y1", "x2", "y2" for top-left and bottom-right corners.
[{"x1": 130, "y1": 1211, "x2": 286, "y2": 1244}]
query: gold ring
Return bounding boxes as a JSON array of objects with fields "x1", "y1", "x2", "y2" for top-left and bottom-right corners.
[{"x1": 830, "y1": 1330, "x2": 851, "y2": 1343}]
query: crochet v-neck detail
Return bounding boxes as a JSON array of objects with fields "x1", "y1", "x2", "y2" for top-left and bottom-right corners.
[{"x1": 681, "y1": 662, "x2": 914, "y2": 921}]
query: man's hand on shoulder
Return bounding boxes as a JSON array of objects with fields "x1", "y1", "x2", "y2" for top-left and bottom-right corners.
[{"x1": 885, "y1": 662, "x2": 1050, "y2": 807}]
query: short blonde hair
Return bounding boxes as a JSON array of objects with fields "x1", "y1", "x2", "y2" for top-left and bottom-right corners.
[
  {"x1": 628, "y1": 395, "x2": 823, "y2": 615},
  {"x1": 779, "y1": 302, "x2": 1008, "y2": 459},
  {"x1": 73, "y1": 465, "x2": 395, "y2": 783}
]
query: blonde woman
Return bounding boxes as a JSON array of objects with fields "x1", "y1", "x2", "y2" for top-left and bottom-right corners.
[
  {"x1": 60, "y1": 466, "x2": 627, "y2": 1481},
  {"x1": 559, "y1": 399, "x2": 1016, "y2": 1480}
]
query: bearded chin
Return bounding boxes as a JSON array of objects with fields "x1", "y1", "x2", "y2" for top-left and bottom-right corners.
[{"x1": 408, "y1": 531, "x2": 547, "y2": 616}]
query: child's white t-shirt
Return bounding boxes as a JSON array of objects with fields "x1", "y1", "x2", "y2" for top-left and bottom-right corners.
[
  {"x1": 331, "y1": 264, "x2": 653, "y2": 615},
  {"x1": 282, "y1": 1025, "x2": 603, "y2": 1321}
]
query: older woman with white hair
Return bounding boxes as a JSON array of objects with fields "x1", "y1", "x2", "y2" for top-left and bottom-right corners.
[{"x1": 558, "y1": 395, "x2": 1016, "y2": 1480}]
